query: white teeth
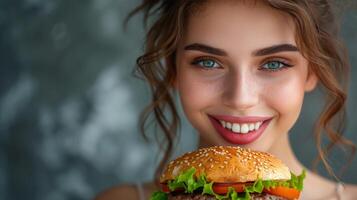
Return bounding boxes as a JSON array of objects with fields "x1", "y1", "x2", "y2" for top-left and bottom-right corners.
[
  {"x1": 218, "y1": 120, "x2": 264, "y2": 134},
  {"x1": 249, "y1": 123, "x2": 255, "y2": 131},
  {"x1": 240, "y1": 124, "x2": 249, "y2": 134},
  {"x1": 254, "y1": 122, "x2": 261, "y2": 130},
  {"x1": 232, "y1": 123, "x2": 240, "y2": 133},
  {"x1": 226, "y1": 122, "x2": 232, "y2": 129}
]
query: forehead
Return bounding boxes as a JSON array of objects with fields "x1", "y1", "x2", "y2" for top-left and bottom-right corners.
[{"x1": 180, "y1": 0, "x2": 296, "y2": 55}]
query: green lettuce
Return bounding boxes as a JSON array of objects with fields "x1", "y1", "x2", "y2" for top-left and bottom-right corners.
[
  {"x1": 288, "y1": 170, "x2": 306, "y2": 191},
  {"x1": 201, "y1": 181, "x2": 250, "y2": 200},
  {"x1": 168, "y1": 167, "x2": 206, "y2": 193},
  {"x1": 150, "y1": 167, "x2": 306, "y2": 200},
  {"x1": 150, "y1": 191, "x2": 168, "y2": 200}
]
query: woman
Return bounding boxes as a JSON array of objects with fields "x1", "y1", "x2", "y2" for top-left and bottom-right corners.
[{"x1": 96, "y1": 0, "x2": 357, "y2": 199}]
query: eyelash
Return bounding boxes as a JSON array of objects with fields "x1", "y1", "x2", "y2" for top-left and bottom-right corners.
[
  {"x1": 191, "y1": 56, "x2": 222, "y2": 70},
  {"x1": 191, "y1": 56, "x2": 293, "y2": 72},
  {"x1": 260, "y1": 58, "x2": 294, "y2": 72}
]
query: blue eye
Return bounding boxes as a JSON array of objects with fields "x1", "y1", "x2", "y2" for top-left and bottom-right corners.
[
  {"x1": 260, "y1": 60, "x2": 292, "y2": 72},
  {"x1": 192, "y1": 58, "x2": 220, "y2": 69}
]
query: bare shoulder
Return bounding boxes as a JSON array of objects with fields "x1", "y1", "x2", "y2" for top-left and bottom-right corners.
[
  {"x1": 344, "y1": 183, "x2": 357, "y2": 200},
  {"x1": 94, "y1": 182, "x2": 158, "y2": 200},
  {"x1": 94, "y1": 184, "x2": 138, "y2": 200}
]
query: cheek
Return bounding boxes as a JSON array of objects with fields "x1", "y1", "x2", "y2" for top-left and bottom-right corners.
[
  {"x1": 262, "y1": 74, "x2": 306, "y2": 126},
  {"x1": 177, "y1": 70, "x2": 218, "y2": 114}
]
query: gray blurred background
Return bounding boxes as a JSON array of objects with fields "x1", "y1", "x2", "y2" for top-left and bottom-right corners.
[{"x1": 0, "y1": 1, "x2": 356, "y2": 200}]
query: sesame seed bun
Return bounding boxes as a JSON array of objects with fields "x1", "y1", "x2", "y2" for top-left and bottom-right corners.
[{"x1": 160, "y1": 146, "x2": 291, "y2": 183}]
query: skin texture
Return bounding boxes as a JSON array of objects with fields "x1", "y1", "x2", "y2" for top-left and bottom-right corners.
[
  {"x1": 95, "y1": 1, "x2": 357, "y2": 199},
  {"x1": 175, "y1": 0, "x2": 316, "y2": 151}
]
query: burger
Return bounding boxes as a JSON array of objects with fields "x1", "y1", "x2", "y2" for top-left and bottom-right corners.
[{"x1": 150, "y1": 146, "x2": 305, "y2": 200}]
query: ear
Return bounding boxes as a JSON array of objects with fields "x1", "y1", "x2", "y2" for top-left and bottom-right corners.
[{"x1": 304, "y1": 70, "x2": 318, "y2": 92}]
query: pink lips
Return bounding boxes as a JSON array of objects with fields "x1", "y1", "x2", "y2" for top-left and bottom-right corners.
[{"x1": 208, "y1": 115, "x2": 273, "y2": 145}]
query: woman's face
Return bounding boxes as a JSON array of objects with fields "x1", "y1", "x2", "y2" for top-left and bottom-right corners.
[{"x1": 175, "y1": 0, "x2": 317, "y2": 151}]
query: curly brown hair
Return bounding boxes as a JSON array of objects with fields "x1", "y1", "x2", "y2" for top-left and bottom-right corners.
[{"x1": 125, "y1": 0, "x2": 355, "y2": 184}]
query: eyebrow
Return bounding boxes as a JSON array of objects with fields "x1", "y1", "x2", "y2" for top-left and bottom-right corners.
[
  {"x1": 184, "y1": 43, "x2": 299, "y2": 56},
  {"x1": 184, "y1": 43, "x2": 228, "y2": 56},
  {"x1": 253, "y1": 44, "x2": 299, "y2": 56}
]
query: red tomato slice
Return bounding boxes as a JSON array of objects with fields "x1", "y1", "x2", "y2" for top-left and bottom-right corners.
[
  {"x1": 212, "y1": 183, "x2": 245, "y2": 194},
  {"x1": 264, "y1": 186, "x2": 300, "y2": 200},
  {"x1": 161, "y1": 184, "x2": 170, "y2": 193}
]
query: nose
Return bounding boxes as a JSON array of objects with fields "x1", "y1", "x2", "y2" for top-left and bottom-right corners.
[{"x1": 222, "y1": 69, "x2": 259, "y2": 110}]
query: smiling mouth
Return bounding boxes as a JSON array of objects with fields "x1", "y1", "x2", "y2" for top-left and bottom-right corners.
[
  {"x1": 218, "y1": 120, "x2": 263, "y2": 134},
  {"x1": 208, "y1": 115, "x2": 273, "y2": 144}
]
